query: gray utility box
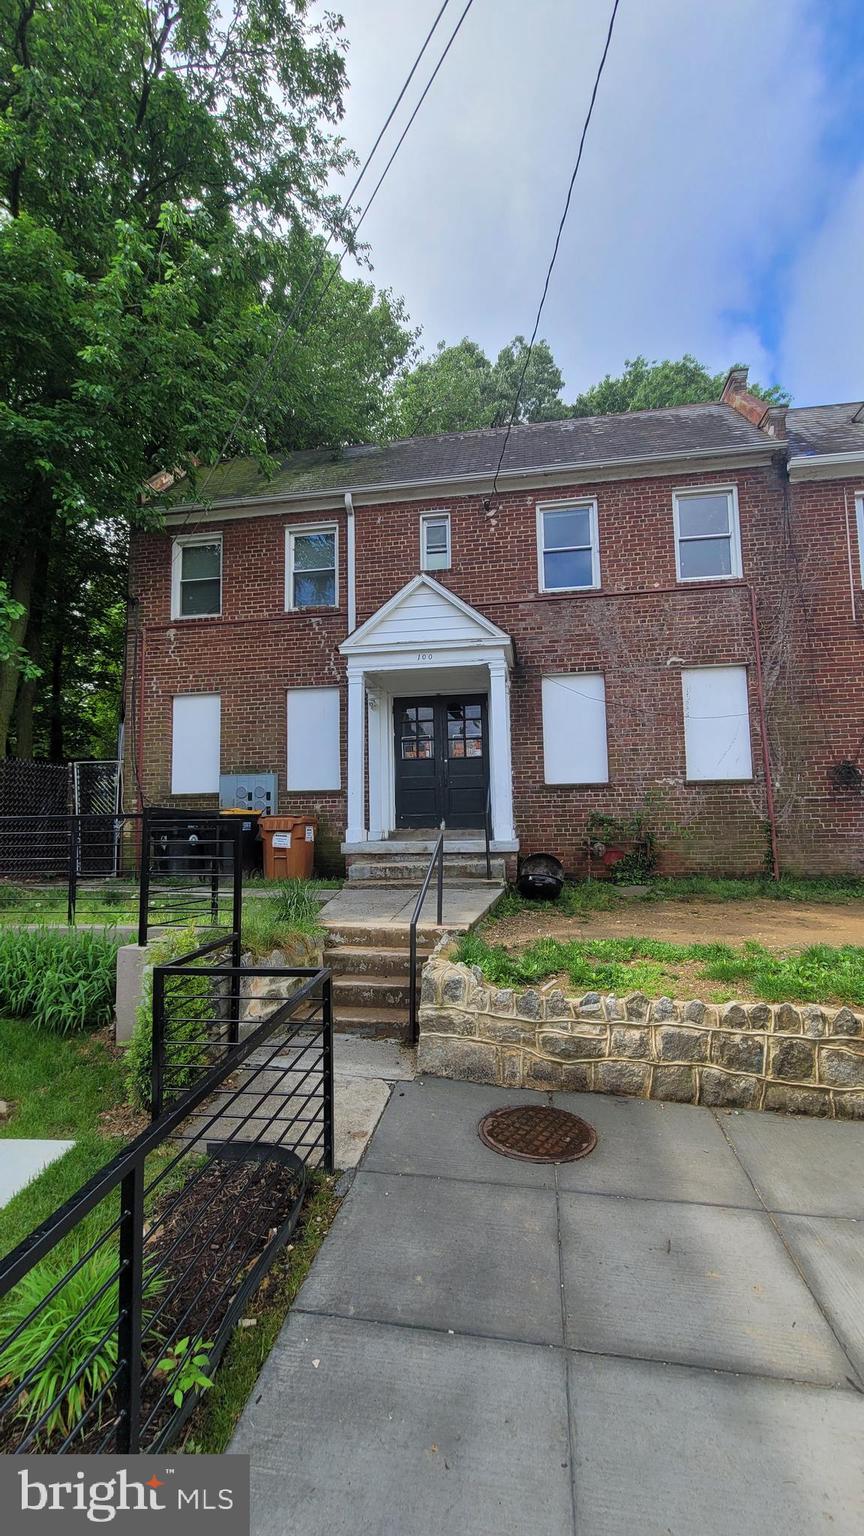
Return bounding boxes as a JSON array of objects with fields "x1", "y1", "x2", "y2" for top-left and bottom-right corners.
[{"x1": 219, "y1": 773, "x2": 278, "y2": 815}]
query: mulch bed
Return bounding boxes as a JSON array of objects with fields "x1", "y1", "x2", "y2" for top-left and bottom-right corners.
[{"x1": 0, "y1": 1150, "x2": 307, "y2": 1454}]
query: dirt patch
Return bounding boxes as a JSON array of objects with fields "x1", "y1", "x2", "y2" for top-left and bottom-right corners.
[
  {"x1": 489, "y1": 898, "x2": 864, "y2": 953},
  {"x1": 98, "y1": 1102, "x2": 148, "y2": 1141}
]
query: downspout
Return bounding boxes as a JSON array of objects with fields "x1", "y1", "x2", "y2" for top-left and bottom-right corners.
[
  {"x1": 344, "y1": 491, "x2": 356, "y2": 634},
  {"x1": 748, "y1": 585, "x2": 780, "y2": 881}
]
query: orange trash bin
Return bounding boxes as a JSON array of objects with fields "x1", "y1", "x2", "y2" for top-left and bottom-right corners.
[{"x1": 259, "y1": 815, "x2": 318, "y2": 880}]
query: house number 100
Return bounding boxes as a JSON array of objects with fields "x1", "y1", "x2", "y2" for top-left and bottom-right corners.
[{"x1": 417, "y1": 651, "x2": 433, "y2": 662}]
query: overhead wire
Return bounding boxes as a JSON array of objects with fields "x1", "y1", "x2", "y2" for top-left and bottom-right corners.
[{"x1": 484, "y1": 0, "x2": 622, "y2": 513}]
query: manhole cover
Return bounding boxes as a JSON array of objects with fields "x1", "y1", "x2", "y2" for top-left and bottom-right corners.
[{"x1": 477, "y1": 1105, "x2": 597, "y2": 1164}]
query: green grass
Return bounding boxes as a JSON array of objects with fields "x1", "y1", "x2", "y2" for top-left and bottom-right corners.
[
  {"x1": 489, "y1": 872, "x2": 864, "y2": 923},
  {"x1": 456, "y1": 931, "x2": 864, "y2": 1008},
  {"x1": 0, "y1": 1019, "x2": 128, "y2": 1260},
  {"x1": 182, "y1": 1174, "x2": 340, "y2": 1453},
  {"x1": 241, "y1": 879, "x2": 325, "y2": 956}
]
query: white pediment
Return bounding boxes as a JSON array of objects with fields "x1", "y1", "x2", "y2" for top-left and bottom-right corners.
[{"x1": 340, "y1": 575, "x2": 512, "y2": 657}]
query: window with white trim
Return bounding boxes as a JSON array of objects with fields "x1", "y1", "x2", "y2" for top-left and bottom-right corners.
[
  {"x1": 682, "y1": 666, "x2": 752, "y2": 781},
  {"x1": 855, "y1": 494, "x2": 864, "y2": 585},
  {"x1": 171, "y1": 694, "x2": 221, "y2": 793},
  {"x1": 285, "y1": 524, "x2": 338, "y2": 610},
  {"x1": 537, "y1": 501, "x2": 600, "y2": 592},
  {"x1": 420, "y1": 513, "x2": 451, "y2": 571},
  {"x1": 673, "y1": 487, "x2": 742, "y2": 581},
  {"x1": 542, "y1": 673, "x2": 608, "y2": 783},
  {"x1": 171, "y1": 536, "x2": 222, "y2": 618}
]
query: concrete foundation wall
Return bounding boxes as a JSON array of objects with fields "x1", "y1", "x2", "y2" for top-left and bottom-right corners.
[{"x1": 418, "y1": 955, "x2": 864, "y2": 1119}]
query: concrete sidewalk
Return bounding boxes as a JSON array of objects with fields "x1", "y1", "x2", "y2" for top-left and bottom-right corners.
[{"x1": 232, "y1": 1080, "x2": 864, "y2": 1535}]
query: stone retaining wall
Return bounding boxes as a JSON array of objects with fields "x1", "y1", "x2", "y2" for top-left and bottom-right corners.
[{"x1": 417, "y1": 954, "x2": 864, "y2": 1118}]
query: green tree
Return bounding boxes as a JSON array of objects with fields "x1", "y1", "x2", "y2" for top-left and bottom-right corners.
[
  {"x1": 568, "y1": 354, "x2": 789, "y2": 417},
  {"x1": 385, "y1": 335, "x2": 567, "y2": 437},
  {"x1": 0, "y1": 0, "x2": 414, "y2": 757}
]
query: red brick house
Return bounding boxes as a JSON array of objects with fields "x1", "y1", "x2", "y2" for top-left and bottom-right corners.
[{"x1": 125, "y1": 370, "x2": 864, "y2": 877}]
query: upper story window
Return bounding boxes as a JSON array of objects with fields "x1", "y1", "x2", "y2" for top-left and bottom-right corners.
[
  {"x1": 536, "y1": 500, "x2": 600, "y2": 592},
  {"x1": 673, "y1": 487, "x2": 742, "y2": 581},
  {"x1": 171, "y1": 536, "x2": 222, "y2": 619},
  {"x1": 855, "y1": 494, "x2": 864, "y2": 585},
  {"x1": 285, "y1": 523, "x2": 338, "y2": 610},
  {"x1": 420, "y1": 512, "x2": 451, "y2": 571}
]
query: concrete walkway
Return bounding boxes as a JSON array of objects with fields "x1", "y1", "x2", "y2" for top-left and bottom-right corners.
[
  {"x1": 0, "y1": 1139, "x2": 74, "y2": 1207},
  {"x1": 318, "y1": 879, "x2": 501, "y2": 931},
  {"x1": 232, "y1": 1081, "x2": 864, "y2": 1535}
]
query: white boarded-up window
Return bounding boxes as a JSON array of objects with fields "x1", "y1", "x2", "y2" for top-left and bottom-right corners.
[
  {"x1": 287, "y1": 687, "x2": 341, "y2": 790},
  {"x1": 682, "y1": 667, "x2": 752, "y2": 781},
  {"x1": 542, "y1": 674, "x2": 608, "y2": 784},
  {"x1": 171, "y1": 694, "x2": 220, "y2": 793}
]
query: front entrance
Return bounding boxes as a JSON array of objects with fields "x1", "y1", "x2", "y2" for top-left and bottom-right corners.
[{"x1": 394, "y1": 696, "x2": 488, "y2": 829}]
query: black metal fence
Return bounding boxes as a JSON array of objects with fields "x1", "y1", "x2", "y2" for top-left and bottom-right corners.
[
  {"x1": 0, "y1": 957, "x2": 333, "y2": 1454},
  {"x1": 0, "y1": 809, "x2": 244, "y2": 936}
]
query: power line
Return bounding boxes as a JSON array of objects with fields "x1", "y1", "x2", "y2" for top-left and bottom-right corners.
[
  {"x1": 484, "y1": 0, "x2": 622, "y2": 512},
  {"x1": 174, "y1": 0, "x2": 476, "y2": 533}
]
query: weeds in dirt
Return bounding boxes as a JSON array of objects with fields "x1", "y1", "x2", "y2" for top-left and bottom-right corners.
[{"x1": 491, "y1": 873, "x2": 864, "y2": 923}]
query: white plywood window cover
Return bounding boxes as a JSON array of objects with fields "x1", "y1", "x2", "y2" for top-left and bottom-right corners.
[
  {"x1": 682, "y1": 666, "x2": 752, "y2": 780},
  {"x1": 171, "y1": 694, "x2": 221, "y2": 793},
  {"x1": 287, "y1": 687, "x2": 341, "y2": 790},
  {"x1": 542, "y1": 674, "x2": 608, "y2": 784}
]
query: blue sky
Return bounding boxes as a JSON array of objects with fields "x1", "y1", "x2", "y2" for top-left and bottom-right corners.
[{"x1": 330, "y1": 0, "x2": 864, "y2": 406}]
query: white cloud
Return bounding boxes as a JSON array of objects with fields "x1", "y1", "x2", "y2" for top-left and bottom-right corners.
[
  {"x1": 778, "y1": 164, "x2": 864, "y2": 403},
  {"x1": 329, "y1": 0, "x2": 859, "y2": 401}
]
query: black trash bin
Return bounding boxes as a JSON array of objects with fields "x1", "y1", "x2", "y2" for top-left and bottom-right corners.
[
  {"x1": 220, "y1": 809, "x2": 263, "y2": 876},
  {"x1": 517, "y1": 852, "x2": 565, "y2": 901}
]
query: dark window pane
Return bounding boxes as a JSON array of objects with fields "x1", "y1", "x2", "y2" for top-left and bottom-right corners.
[
  {"x1": 293, "y1": 569, "x2": 336, "y2": 607},
  {"x1": 677, "y1": 494, "x2": 731, "y2": 538},
  {"x1": 465, "y1": 703, "x2": 481, "y2": 717},
  {"x1": 425, "y1": 521, "x2": 448, "y2": 552},
  {"x1": 401, "y1": 739, "x2": 417, "y2": 759},
  {"x1": 181, "y1": 578, "x2": 221, "y2": 615},
  {"x1": 417, "y1": 719, "x2": 434, "y2": 739},
  {"x1": 543, "y1": 507, "x2": 591, "y2": 550},
  {"x1": 417, "y1": 707, "x2": 434, "y2": 721},
  {"x1": 465, "y1": 719, "x2": 482, "y2": 738},
  {"x1": 293, "y1": 531, "x2": 335, "y2": 571},
  {"x1": 449, "y1": 739, "x2": 465, "y2": 758},
  {"x1": 543, "y1": 548, "x2": 594, "y2": 590},
  {"x1": 679, "y1": 537, "x2": 732, "y2": 579},
  {"x1": 465, "y1": 739, "x2": 483, "y2": 757},
  {"x1": 181, "y1": 542, "x2": 220, "y2": 580}
]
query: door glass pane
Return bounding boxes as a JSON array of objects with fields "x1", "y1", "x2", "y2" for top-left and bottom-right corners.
[
  {"x1": 543, "y1": 507, "x2": 591, "y2": 550},
  {"x1": 181, "y1": 542, "x2": 220, "y2": 580},
  {"x1": 679, "y1": 536, "x2": 732, "y2": 579},
  {"x1": 677, "y1": 494, "x2": 731, "y2": 539},
  {"x1": 543, "y1": 548, "x2": 594, "y2": 590},
  {"x1": 181, "y1": 578, "x2": 221, "y2": 616}
]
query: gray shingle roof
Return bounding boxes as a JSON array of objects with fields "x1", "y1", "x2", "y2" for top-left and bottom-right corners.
[
  {"x1": 171, "y1": 401, "x2": 776, "y2": 507},
  {"x1": 786, "y1": 403, "x2": 864, "y2": 458}
]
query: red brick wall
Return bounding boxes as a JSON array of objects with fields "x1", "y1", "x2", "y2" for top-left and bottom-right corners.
[{"x1": 125, "y1": 462, "x2": 864, "y2": 876}]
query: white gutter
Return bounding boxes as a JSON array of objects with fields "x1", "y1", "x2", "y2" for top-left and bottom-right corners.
[
  {"x1": 165, "y1": 440, "x2": 785, "y2": 519},
  {"x1": 344, "y1": 491, "x2": 356, "y2": 633},
  {"x1": 788, "y1": 450, "x2": 864, "y2": 481}
]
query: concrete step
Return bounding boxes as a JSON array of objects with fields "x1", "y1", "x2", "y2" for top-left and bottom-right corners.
[
  {"x1": 333, "y1": 974, "x2": 411, "y2": 1010},
  {"x1": 325, "y1": 945, "x2": 422, "y2": 978},
  {"x1": 331, "y1": 1003, "x2": 409, "y2": 1040},
  {"x1": 347, "y1": 856, "x2": 506, "y2": 884},
  {"x1": 322, "y1": 922, "x2": 442, "y2": 949}
]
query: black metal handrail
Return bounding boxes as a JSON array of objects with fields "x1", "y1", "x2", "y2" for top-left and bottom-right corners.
[
  {"x1": 0, "y1": 961, "x2": 333, "y2": 1454},
  {"x1": 407, "y1": 821, "x2": 445, "y2": 1046}
]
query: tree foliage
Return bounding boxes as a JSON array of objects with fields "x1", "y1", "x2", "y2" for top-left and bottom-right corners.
[
  {"x1": 385, "y1": 335, "x2": 566, "y2": 438},
  {"x1": 568, "y1": 354, "x2": 790, "y2": 417},
  {"x1": 0, "y1": 0, "x2": 415, "y2": 758}
]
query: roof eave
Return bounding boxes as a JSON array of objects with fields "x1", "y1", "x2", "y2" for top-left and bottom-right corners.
[
  {"x1": 162, "y1": 439, "x2": 785, "y2": 523},
  {"x1": 787, "y1": 451, "x2": 864, "y2": 483}
]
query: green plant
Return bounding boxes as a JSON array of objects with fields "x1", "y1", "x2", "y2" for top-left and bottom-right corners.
[
  {"x1": 0, "y1": 929, "x2": 118, "y2": 1034},
  {"x1": 156, "y1": 1336, "x2": 215, "y2": 1408},
  {"x1": 586, "y1": 809, "x2": 656, "y2": 883},
  {"x1": 241, "y1": 879, "x2": 323, "y2": 956},
  {"x1": 0, "y1": 1244, "x2": 161, "y2": 1440},
  {"x1": 125, "y1": 925, "x2": 219, "y2": 1113}
]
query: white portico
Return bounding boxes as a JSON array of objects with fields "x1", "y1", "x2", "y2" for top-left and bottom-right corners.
[{"x1": 339, "y1": 575, "x2": 517, "y2": 850}]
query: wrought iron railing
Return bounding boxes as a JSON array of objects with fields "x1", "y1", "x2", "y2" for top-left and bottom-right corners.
[
  {"x1": 407, "y1": 821, "x2": 445, "y2": 1046},
  {"x1": 137, "y1": 809, "x2": 243, "y2": 946},
  {"x1": 0, "y1": 961, "x2": 333, "y2": 1454}
]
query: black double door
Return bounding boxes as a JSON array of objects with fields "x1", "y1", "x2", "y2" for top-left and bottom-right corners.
[{"x1": 394, "y1": 696, "x2": 488, "y2": 829}]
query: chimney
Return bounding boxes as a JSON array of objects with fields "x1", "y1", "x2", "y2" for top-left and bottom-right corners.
[{"x1": 721, "y1": 366, "x2": 786, "y2": 438}]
